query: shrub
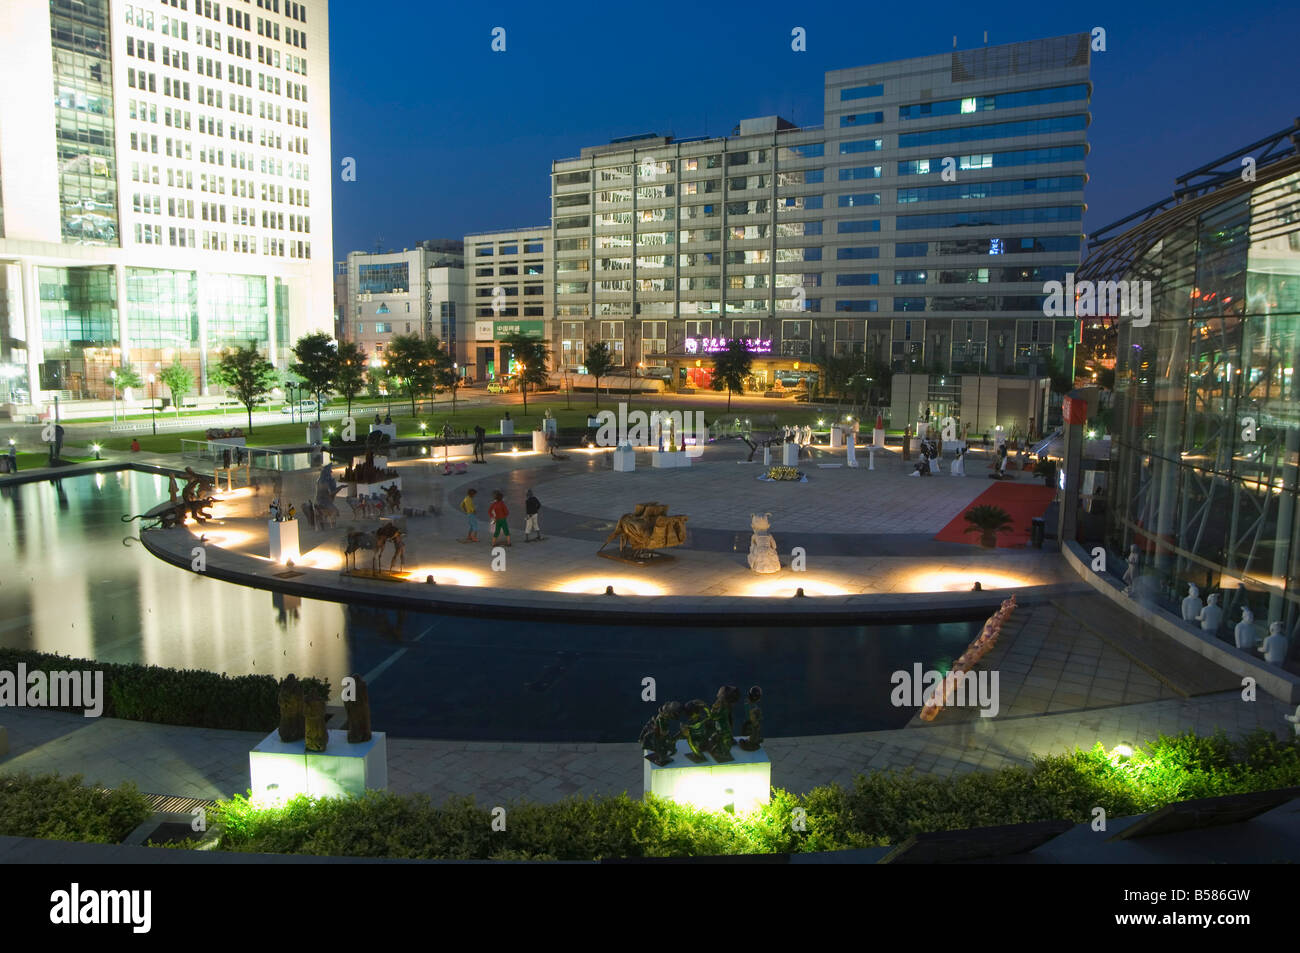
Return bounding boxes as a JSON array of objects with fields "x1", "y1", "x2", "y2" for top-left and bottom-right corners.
[{"x1": 0, "y1": 773, "x2": 151, "y2": 843}]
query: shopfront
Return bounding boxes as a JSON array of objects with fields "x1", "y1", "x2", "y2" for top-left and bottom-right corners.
[{"x1": 472, "y1": 319, "x2": 546, "y2": 381}]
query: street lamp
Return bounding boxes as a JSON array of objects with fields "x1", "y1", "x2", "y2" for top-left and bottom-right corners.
[{"x1": 147, "y1": 373, "x2": 157, "y2": 435}]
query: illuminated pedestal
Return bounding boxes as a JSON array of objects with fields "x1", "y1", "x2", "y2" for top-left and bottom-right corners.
[
  {"x1": 499, "y1": 419, "x2": 515, "y2": 435},
  {"x1": 651, "y1": 450, "x2": 689, "y2": 468},
  {"x1": 846, "y1": 434, "x2": 858, "y2": 468},
  {"x1": 830, "y1": 426, "x2": 844, "y2": 449},
  {"x1": 532, "y1": 430, "x2": 548, "y2": 452},
  {"x1": 644, "y1": 739, "x2": 771, "y2": 813},
  {"x1": 782, "y1": 442, "x2": 799, "y2": 466},
  {"x1": 306, "y1": 422, "x2": 321, "y2": 445},
  {"x1": 762, "y1": 445, "x2": 772, "y2": 466},
  {"x1": 268, "y1": 519, "x2": 300, "y2": 564},
  {"x1": 370, "y1": 424, "x2": 397, "y2": 441},
  {"x1": 613, "y1": 446, "x2": 636, "y2": 472},
  {"x1": 249, "y1": 729, "x2": 388, "y2": 807}
]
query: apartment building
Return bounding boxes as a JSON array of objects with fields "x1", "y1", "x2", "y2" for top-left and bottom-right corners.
[
  {"x1": 463, "y1": 227, "x2": 549, "y2": 381},
  {"x1": 0, "y1": 0, "x2": 333, "y2": 411},
  {"x1": 549, "y1": 34, "x2": 1091, "y2": 399}
]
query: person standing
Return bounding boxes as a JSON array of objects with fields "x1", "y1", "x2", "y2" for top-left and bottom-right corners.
[
  {"x1": 488, "y1": 489, "x2": 511, "y2": 546},
  {"x1": 473, "y1": 425, "x2": 486, "y2": 464},
  {"x1": 524, "y1": 489, "x2": 543, "y2": 541},
  {"x1": 459, "y1": 488, "x2": 479, "y2": 542}
]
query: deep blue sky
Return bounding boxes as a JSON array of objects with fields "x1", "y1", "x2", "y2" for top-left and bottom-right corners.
[{"x1": 328, "y1": 0, "x2": 1300, "y2": 258}]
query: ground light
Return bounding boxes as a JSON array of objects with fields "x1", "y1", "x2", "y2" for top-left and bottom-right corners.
[
  {"x1": 741, "y1": 578, "x2": 851, "y2": 598},
  {"x1": 401, "y1": 566, "x2": 486, "y2": 587},
  {"x1": 902, "y1": 569, "x2": 1031, "y2": 592},
  {"x1": 554, "y1": 575, "x2": 666, "y2": 596}
]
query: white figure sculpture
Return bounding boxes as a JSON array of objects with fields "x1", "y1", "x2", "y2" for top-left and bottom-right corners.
[
  {"x1": 950, "y1": 447, "x2": 965, "y2": 476},
  {"x1": 1180, "y1": 583, "x2": 1203, "y2": 622},
  {"x1": 1233, "y1": 607, "x2": 1261, "y2": 650},
  {"x1": 747, "y1": 512, "x2": 780, "y2": 574},
  {"x1": 801, "y1": 425, "x2": 812, "y2": 446},
  {"x1": 1123, "y1": 544, "x2": 1140, "y2": 595},
  {"x1": 1285, "y1": 703, "x2": 1300, "y2": 738},
  {"x1": 1197, "y1": 593, "x2": 1223, "y2": 633},
  {"x1": 1260, "y1": 621, "x2": 1289, "y2": 665}
]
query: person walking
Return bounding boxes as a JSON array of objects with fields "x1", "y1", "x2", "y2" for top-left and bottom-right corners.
[
  {"x1": 523, "y1": 488, "x2": 543, "y2": 541},
  {"x1": 459, "y1": 488, "x2": 479, "y2": 542},
  {"x1": 488, "y1": 489, "x2": 511, "y2": 546}
]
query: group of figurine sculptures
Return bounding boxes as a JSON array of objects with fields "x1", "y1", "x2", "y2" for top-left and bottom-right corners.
[
  {"x1": 1179, "y1": 582, "x2": 1289, "y2": 661},
  {"x1": 276, "y1": 672, "x2": 371, "y2": 752},
  {"x1": 639, "y1": 685, "x2": 763, "y2": 766}
]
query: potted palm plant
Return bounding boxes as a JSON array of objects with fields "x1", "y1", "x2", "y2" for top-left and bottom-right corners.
[{"x1": 964, "y1": 504, "x2": 1015, "y2": 549}]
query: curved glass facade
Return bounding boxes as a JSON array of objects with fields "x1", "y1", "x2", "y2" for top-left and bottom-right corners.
[{"x1": 1101, "y1": 164, "x2": 1300, "y2": 647}]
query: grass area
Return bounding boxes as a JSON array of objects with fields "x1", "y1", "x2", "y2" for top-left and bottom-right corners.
[
  {"x1": 202, "y1": 730, "x2": 1300, "y2": 859},
  {"x1": 11, "y1": 452, "x2": 96, "y2": 469}
]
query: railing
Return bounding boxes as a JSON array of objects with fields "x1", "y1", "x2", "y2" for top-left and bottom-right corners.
[
  {"x1": 108, "y1": 406, "x2": 351, "y2": 433},
  {"x1": 179, "y1": 440, "x2": 305, "y2": 471}
]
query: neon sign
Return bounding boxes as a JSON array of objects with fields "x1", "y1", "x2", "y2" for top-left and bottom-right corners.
[{"x1": 683, "y1": 337, "x2": 772, "y2": 354}]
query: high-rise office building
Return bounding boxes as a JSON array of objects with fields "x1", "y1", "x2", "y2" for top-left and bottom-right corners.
[
  {"x1": 0, "y1": 0, "x2": 334, "y2": 410},
  {"x1": 464, "y1": 227, "x2": 549, "y2": 381},
  {"x1": 550, "y1": 34, "x2": 1090, "y2": 406}
]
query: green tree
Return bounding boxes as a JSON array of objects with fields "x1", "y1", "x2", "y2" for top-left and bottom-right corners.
[
  {"x1": 710, "y1": 338, "x2": 752, "y2": 410},
  {"x1": 111, "y1": 364, "x2": 143, "y2": 402},
  {"x1": 384, "y1": 334, "x2": 439, "y2": 417},
  {"x1": 820, "y1": 353, "x2": 860, "y2": 404},
  {"x1": 158, "y1": 361, "x2": 194, "y2": 417},
  {"x1": 213, "y1": 343, "x2": 278, "y2": 433},
  {"x1": 584, "y1": 341, "x2": 614, "y2": 409},
  {"x1": 434, "y1": 347, "x2": 461, "y2": 415},
  {"x1": 335, "y1": 340, "x2": 368, "y2": 417},
  {"x1": 504, "y1": 333, "x2": 551, "y2": 418},
  {"x1": 290, "y1": 331, "x2": 339, "y2": 424}
]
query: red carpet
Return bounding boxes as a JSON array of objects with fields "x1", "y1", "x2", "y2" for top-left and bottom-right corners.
[{"x1": 934, "y1": 480, "x2": 1057, "y2": 548}]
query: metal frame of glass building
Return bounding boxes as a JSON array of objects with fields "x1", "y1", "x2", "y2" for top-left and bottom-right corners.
[{"x1": 1078, "y1": 121, "x2": 1300, "y2": 647}]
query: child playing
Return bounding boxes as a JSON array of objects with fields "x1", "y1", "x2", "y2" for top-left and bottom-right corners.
[
  {"x1": 459, "y1": 488, "x2": 479, "y2": 542},
  {"x1": 487, "y1": 490, "x2": 511, "y2": 546}
]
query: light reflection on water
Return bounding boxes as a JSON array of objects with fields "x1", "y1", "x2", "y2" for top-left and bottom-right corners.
[{"x1": 0, "y1": 472, "x2": 982, "y2": 741}]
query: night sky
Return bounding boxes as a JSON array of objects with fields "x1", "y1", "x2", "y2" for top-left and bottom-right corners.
[{"x1": 327, "y1": 0, "x2": 1300, "y2": 258}]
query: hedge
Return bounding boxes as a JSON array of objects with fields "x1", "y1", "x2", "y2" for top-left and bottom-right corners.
[
  {"x1": 209, "y1": 730, "x2": 1300, "y2": 859},
  {"x1": 0, "y1": 649, "x2": 327, "y2": 732},
  {"x1": 0, "y1": 773, "x2": 152, "y2": 844}
]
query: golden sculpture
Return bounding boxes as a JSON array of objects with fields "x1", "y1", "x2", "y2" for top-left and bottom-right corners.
[{"x1": 598, "y1": 501, "x2": 688, "y2": 563}]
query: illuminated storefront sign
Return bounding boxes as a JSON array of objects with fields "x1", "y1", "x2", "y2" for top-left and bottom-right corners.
[{"x1": 683, "y1": 337, "x2": 773, "y2": 355}]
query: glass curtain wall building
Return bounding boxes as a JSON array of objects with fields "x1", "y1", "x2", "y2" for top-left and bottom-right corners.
[{"x1": 1079, "y1": 128, "x2": 1300, "y2": 650}]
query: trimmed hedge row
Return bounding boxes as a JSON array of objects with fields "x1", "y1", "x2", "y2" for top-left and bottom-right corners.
[
  {"x1": 0, "y1": 648, "x2": 321, "y2": 731},
  {"x1": 0, "y1": 773, "x2": 152, "y2": 844},
  {"x1": 211, "y1": 730, "x2": 1300, "y2": 860}
]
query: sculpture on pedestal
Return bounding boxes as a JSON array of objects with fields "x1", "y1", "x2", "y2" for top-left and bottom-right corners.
[
  {"x1": 708, "y1": 685, "x2": 740, "y2": 762},
  {"x1": 1180, "y1": 583, "x2": 1203, "y2": 622},
  {"x1": 638, "y1": 701, "x2": 683, "y2": 765},
  {"x1": 679, "y1": 700, "x2": 712, "y2": 763},
  {"x1": 1123, "y1": 544, "x2": 1140, "y2": 595},
  {"x1": 1197, "y1": 592, "x2": 1223, "y2": 633},
  {"x1": 303, "y1": 679, "x2": 329, "y2": 752},
  {"x1": 1234, "y1": 607, "x2": 1261, "y2": 650},
  {"x1": 738, "y1": 686, "x2": 764, "y2": 751},
  {"x1": 277, "y1": 674, "x2": 305, "y2": 743},
  {"x1": 747, "y1": 512, "x2": 780, "y2": 574},
  {"x1": 1261, "y1": 621, "x2": 1289, "y2": 665},
  {"x1": 345, "y1": 672, "x2": 372, "y2": 743}
]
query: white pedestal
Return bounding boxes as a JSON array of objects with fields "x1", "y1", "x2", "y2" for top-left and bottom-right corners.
[
  {"x1": 499, "y1": 419, "x2": 514, "y2": 435},
  {"x1": 250, "y1": 729, "x2": 388, "y2": 807},
  {"x1": 830, "y1": 426, "x2": 844, "y2": 449},
  {"x1": 644, "y1": 739, "x2": 771, "y2": 814},
  {"x1": 532, "y1": 430, "x2": 548, "y2": 452},
  {"x1": 306, "y1": 422, "x2": 322, "y2": 445},
  {"x1": 846, "y1": 434, "x2": 858, "y2": 468},
  {"x1": 873, "y1": 427, "x2": 885, "y2": 449},
  {"x1": 370, "y1": 423, "x2": 396, "y2": 440},
  {"x1": 268, "y1": 519, "x2": 300, "y2": 563},
  {"x1": 349, "y1": 476, "x2": 402, "y2": 498},
  {"x1": 762, "y1": 445, "x2": 772, "y2": 466},
  {"x1": 543, "y1": 417, "x2": 558, "y2": 436},
  {"x1": 916, "y1": 421, "x2": 929, "y2": 439},
  {"x1": 613, "y1": 446, "x2": 636, "y2": 472},
  {"x1": 782, "y1": 442, "x2": 799, "y2": 466},
  {"x1": 651, "y1": 450, "x2": 688, "y2": 468},
  {"x1": 868, "y1": 447, "x2": 875, "y2": 470}
]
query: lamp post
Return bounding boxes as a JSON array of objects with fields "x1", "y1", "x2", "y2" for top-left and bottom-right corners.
[{"x1": 147, "y1": 373, "x2": 157, "y2": 435}]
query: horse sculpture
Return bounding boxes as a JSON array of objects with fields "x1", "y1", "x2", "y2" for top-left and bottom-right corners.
[{"x1": 342, "y1": 522, "x2": 405, "y2": 573}]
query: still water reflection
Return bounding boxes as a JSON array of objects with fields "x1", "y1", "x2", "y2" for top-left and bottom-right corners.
[{"x1": 0, "y1": 472, "x2": 982, "y2": 741}]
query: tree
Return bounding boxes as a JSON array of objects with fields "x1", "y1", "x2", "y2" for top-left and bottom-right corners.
[
  {"x1": 335, "y1": 340, "x2": 368, "y2": 417},
  {"x1": 710, "y1": 338, "x2": 752, "y2": 410},
  {"x1": 213, "y1": 343, "x2": 277, "y2": 433},
  {"x1": 112, "y1": 363, "x2": 143, "y2": 401},
  {"x1": 820, "y1": 353, "x2": 860, "y2": 404},
  {"x1": 433, "y1": 347, "x2": 461, "y2": 415},
  {"x1": 504, "y1": 333, "x2": 551, "y2": 418},
  {"x1": 584, "y1": 341, "x2": 614, "y2": 409},
  {"x1": 384, "y1": 334, "x2": 439, "y2": 417},
  {"x1": 158, "y1": 361, "x2": 194, "y2": 417},
  {"x1": 290, "y1": 331, "x2": 339, "y2": 423}
]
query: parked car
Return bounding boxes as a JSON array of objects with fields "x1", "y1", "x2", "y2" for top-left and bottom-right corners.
[
  {"x1": 280, "y1": 399, "x2": 319, "y2": 414},
  {"x1": 487, "y1": 378, "x2": 513, "y2": 394}
]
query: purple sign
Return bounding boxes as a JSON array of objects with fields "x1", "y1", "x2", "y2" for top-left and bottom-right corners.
[{"x1": 683, "y1": 336, "x2": 772, "y2": 355}]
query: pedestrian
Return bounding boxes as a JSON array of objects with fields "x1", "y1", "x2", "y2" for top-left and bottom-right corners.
[
  {"x1": 8, "y1": 444, "x2": 18, "y2": 472},
  {"x1": 473, "y1": 425, "x2": 486, "y2": 464},
  {"x1": 459, "y1": 488, "x2": 479, "y2": 542},
  {"x1": 130, "y1": 437, "x2": 141, "y2": 452},
  {"x1": 488, "y1": 489, "x2": 511, "y2": 546},
  {"x1": 524, "y1": 489, "x2": 543, "y2": 541}
]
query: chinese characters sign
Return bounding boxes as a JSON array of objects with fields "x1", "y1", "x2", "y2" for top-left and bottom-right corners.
[{"x1": 683, "y1": 336, "x2": 772, "y2": 354}]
